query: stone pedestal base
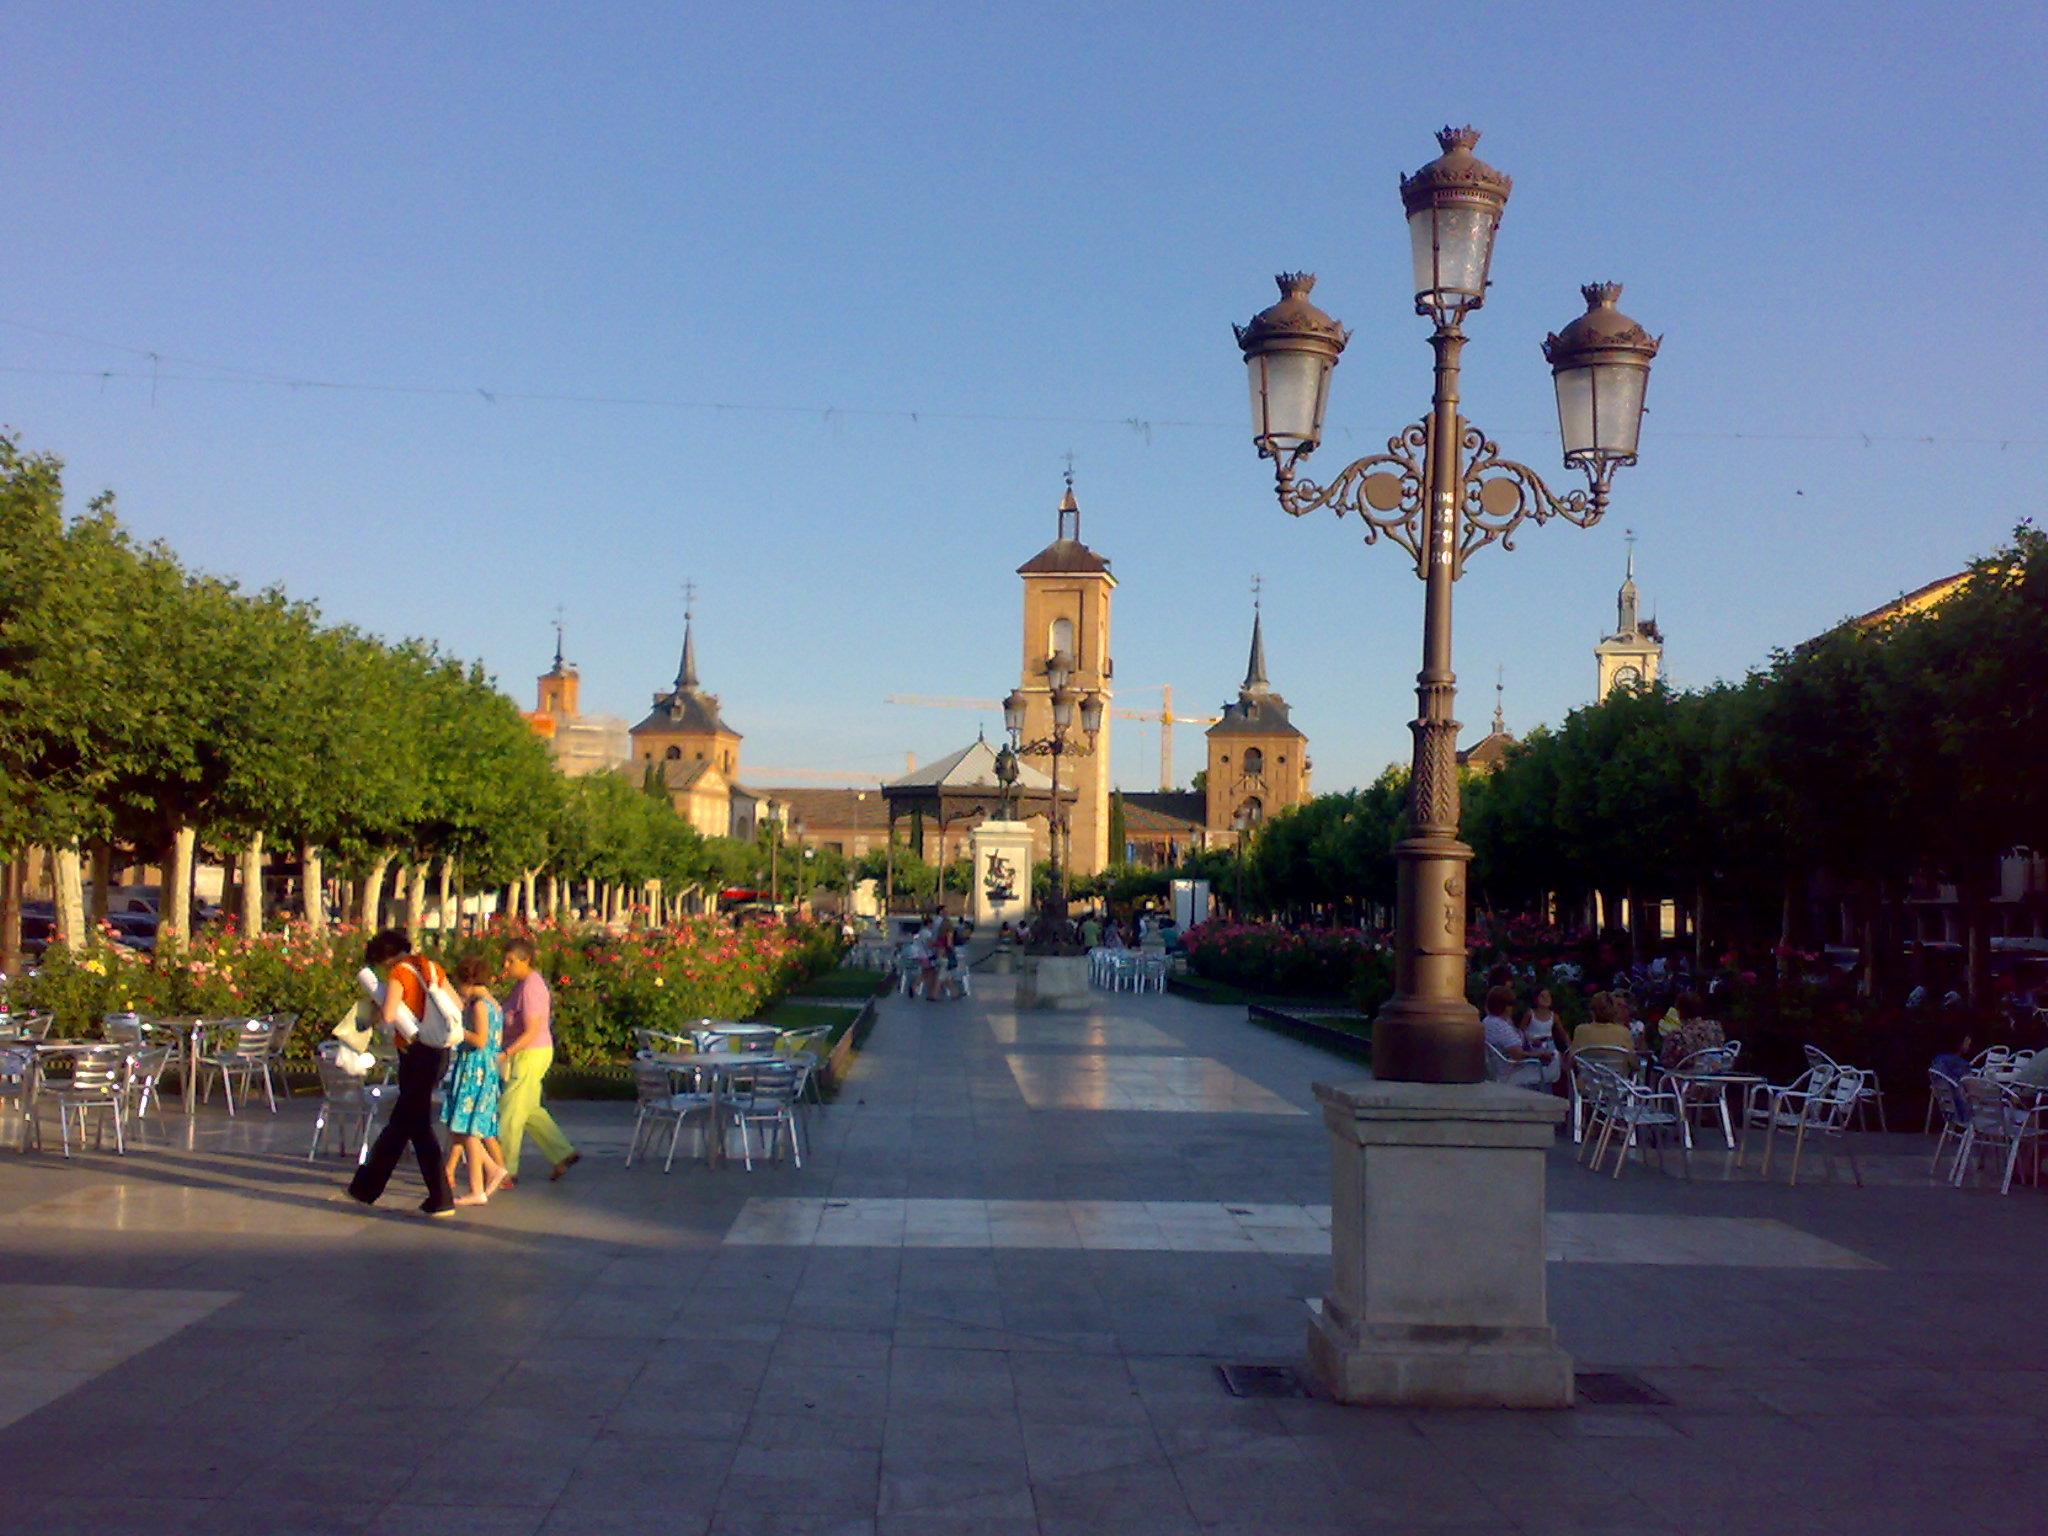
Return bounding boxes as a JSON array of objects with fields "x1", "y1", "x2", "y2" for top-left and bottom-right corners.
[
  {"x1": 1016, "y1": 955, "x2": 1091, "y2": 1010},
  {"x1": 1307, "y1": 1078, "x2": 1572, "y2": 1409}
]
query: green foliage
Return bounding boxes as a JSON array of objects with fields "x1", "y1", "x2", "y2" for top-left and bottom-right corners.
[
  {"x1": 7, "y1": 918, "x2": 846, "y2": 1066},
  {"x1": 1181, "y1": 920, "x2": 1390, "y2": 1000}
]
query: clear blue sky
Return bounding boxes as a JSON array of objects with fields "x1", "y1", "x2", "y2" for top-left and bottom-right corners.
[{"x1": 7, "y1": 2, "x2": 2043, "y2": 793}]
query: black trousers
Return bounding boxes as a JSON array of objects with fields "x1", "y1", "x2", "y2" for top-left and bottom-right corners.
[{"x1": 348, "y1": 1043, "x2": 454, "y2": 1210}]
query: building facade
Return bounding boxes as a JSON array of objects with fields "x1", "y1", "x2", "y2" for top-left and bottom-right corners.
[
  {"x1": 628, "y1": 613, "x2": 757, "y2": 840},
  {"x1": 1013, "y1": 479, "x2": 1115, "y2": 876},
  {"x1": 526, "y1": 634, "x2": 631, "y2": 777},
  {"x1": 1595, "y1": 545, "x2": 1663, "y2": 698},
  {"x1": 1203, "y1": 607, "x2": 1311, "y2": 847}
]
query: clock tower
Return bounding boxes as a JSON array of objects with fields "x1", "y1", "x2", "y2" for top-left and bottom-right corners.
[{"x1": 1595, "y1": 539, "x2": 1663, "y2": 699}]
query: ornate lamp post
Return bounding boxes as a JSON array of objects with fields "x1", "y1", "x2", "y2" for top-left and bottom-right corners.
[
  {"x1": 1235, "y1": 127, "x2": 1659, "y2": 1085},
  {"x1": 1004, "y1": 655, "x2": 1103, "y2": 923},
  {"x1": 764, "y1": 797, "x2": 782, "y2": 909}
]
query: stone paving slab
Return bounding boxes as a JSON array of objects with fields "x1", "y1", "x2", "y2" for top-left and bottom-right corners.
[{"x1": 0, "y1": 974, "x2": 2045, "y2": 1533}]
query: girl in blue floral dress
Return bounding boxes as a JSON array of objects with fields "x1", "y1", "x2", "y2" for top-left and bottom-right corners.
[{"x1": 443, "y1": 955, "x2": 507, "y2": 1207}]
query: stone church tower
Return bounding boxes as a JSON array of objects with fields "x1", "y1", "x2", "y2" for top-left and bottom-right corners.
[
  {"x1": 1205, "y1": 604, "x2": 1310, "y2": 845},
  {"x1": 630, "y1": 610, "x2": 747, "y2": 838},
  {"x1": 1595, "y1": 541, "x2": 1663, "y2": 698},
  {"x1": 1015, "y1": 476, "x2": 1115, "y2": 876}
]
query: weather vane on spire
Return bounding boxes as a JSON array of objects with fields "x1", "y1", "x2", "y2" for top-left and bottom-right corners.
[
  {"x1": 683, "y1": 578, "x2": 698, "y2": 620},
  {"x1": 551, "y1": 605, "x2": 566, "y2": 669},
  {"x1": 1251, "y1": 572, "x2": 1263, "y2": 612},
  {"x1": 1493, "y1": 665, "x2": 1506, "y2": 737}
]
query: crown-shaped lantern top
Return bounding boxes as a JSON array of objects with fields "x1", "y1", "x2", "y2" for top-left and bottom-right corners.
[{"x1": 1399, "y1": 125, "x2": 1513, "y2": 215}]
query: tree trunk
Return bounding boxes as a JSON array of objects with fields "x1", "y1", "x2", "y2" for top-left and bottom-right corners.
[
  {"x1": 162, "y1": 824, "x2": 196, "y2": 948},
  {"x1": 437, "y1": 858, "x2": 455, "y2": 932},
  {"x1": 404, "y1": 863, "x2": 427, "y2": 932},
  {"x1": 1962, "y1": 872, "x2": 1991, "y2": 1008},
  {"x1": 0, "y1": 853, "x2": 22, "y2": 976},
  {"x1": 359, "y1": 853, "x2": 395, "y2": 929},
  {"x1": 54, "y1": 844, "x2": 88, "y2": 954},
  {"x1": 301, "y1": 842, "x2": 326, "y2": 931},
  {"x1": 88, "y1": 842, "x2": 113, "y2": 921},
  {"x1": 240, "y1": 833, "x2": 265, "y2": 937}
]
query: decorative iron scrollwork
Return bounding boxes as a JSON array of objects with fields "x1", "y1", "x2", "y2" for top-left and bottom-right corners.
[{"x1": 1274, "y1": 415, "x2": 1616, "y2": 580}]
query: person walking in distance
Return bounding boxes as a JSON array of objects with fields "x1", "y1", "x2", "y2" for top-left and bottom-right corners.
[
  {"x1": 347, "y1": 929, "x2": 457, "y2": 1217},
  {"x1": 497, "y1": 937, "x2": 579, "y2": 1184}
]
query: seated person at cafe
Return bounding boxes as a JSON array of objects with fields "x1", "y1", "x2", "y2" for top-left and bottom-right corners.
[
  {"x1": 1658, "y1": 991, "x2": 1725, "y2": 1068},
  {"x1": 1483, "y1": 986, "x2": 1546, "y2": 1079},
  {"x1": 1572, "y1": 992, "x2": 1637, "y2": 1068}
]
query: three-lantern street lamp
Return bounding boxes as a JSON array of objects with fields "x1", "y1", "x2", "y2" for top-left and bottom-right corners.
[
  {"x1": 1234, "y1": 126, "x2": 1660, "y2": 1085},
  {"x1": 1003, "y1": 652, "x2": 1103, "y2": 920}
]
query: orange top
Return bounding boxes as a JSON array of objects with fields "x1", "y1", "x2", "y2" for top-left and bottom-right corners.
[{"x1": 387, "y1": 955, "x2": 444, "y2": 1034}]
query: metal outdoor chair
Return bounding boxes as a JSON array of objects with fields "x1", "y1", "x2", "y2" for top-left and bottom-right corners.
[
  {"x1": 1928, "y1": 1068, "x2": 1973, "y2": 1182},
  {"x1": 121, "y1": 1045, "x2": 174, "y2": 1133},
  {"x1": 1806, "y1": 1044, "x2": 1886, "y2": 1133},
  {"x1": 0, "y1": 1043, "x2": 36, "y2": 1149},
  {"x1": 624, "y1": 1054, "x2": 715, "y2": 1173},
  {"x1": 1668, "y1": 1046, "x2": 1742, "y2": 1149},
  {"x1": 1576, "y1": 1059, "x2": 1688, "y2": 1179},
  {"x1": 33, "y1": 1044, "x2": 129, "y2": 1157},
  {"x1": 1738, "y1": 1063, "x2": 1867, "y2": 1186},
  {"x1": 1567, "y1": 1045, "x2": 1635, "y2": 1144},
  {"x1": 307, "y1": 1042, "x2": 396, "y2": 1163},
  {"x1": 1485, "y1": 1042, "x2": 1546, "y2": 1091},
  {"x1": 198, "y1": 1018, "x2": 286, "y2": 1114},
  {"x1": 1951, "y1": 1077, "x2": 2048, "y2": 1195},
  {"x1": 0, "y1": 1012, "x2": 55, "y2": 1042},
  {"x1": 726, "y1": 1059, "x2": 804, "y2": 1171}
]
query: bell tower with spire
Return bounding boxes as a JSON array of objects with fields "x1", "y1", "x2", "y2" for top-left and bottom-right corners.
[
  {"x1": 1204, "y1": 581, "x2": 1310, "y2": 846},
  {"x1": 1595, "y1": 533, "x2": 1664, "y2": 698},
  {"x1": 629, "y1": 590, "x2": 746, "y2": 836},
  {"x1": 1015, "y1": 469, "x2": 1116, "y2": 876}
]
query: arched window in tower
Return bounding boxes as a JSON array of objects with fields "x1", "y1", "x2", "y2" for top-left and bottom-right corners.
[
  {"x1": 1242, "y1": 747, "x2": 1265, "y2": 778},
  {"x1": 1049, "y1": 616, "x2": 1075, "y2": 665},
  {"x1": 1235, "y1": 797, "x2": 1264, "y2": 830},
  {"x1": 664, "y1": 746, "x2": 682, "y2": 761}
]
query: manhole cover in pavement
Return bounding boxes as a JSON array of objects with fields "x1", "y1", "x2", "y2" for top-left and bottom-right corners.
[
  {"x1": 1575, "y1": 1371, "x2": 1671, "y2": 1406},
  {"x1": 1217, "y1": 1364, "x2": 1306, "y2": 1399}
]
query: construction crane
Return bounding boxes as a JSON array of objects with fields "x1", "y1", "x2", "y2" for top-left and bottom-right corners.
[{"x1": 886, "y1": 686, "x2": 1220, "y2": 791}]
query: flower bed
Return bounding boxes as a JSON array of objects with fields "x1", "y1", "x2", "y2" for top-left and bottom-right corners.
[
  {"x1": 1182, "y1": 922, "x2": 1390, "y2": 1005},
  {"x1": 4, "y1": 918, "x2": 845, "y2": 1067}
]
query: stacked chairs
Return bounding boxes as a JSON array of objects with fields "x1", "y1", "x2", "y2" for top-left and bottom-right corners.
[
  {"x1": 1134, "y1": 952, "x2": 1169, "y2": 994},
  {"x1": 33, "y1": 1044, "x2": 129, "y2": 1157}
]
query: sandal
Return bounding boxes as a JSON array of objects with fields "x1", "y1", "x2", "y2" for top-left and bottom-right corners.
[{"x1": 550, "y1": 1152, "x2": 582, "y2": 1181}]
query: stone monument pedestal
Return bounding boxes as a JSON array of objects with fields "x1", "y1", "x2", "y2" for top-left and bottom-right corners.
[
  {"x1": 1307, "y1": 1079, "x2": 1573, "y2": 1409},
  {"x1": 969, "y1": 820, "x2": 1034, "y2": 930},
  {"x1": 1015, "y1": 955, "x2": 1091, "y2": 1010}
]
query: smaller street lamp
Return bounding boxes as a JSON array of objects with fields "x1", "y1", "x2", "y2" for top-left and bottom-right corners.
[{"x1": 1006, "y1": 658, "x2": 1102, "y2": 924}]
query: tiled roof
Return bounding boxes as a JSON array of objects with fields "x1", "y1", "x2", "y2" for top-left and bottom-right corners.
[{"x1": 1121, "y1": 792, "x2": 1207, "y2": 834}]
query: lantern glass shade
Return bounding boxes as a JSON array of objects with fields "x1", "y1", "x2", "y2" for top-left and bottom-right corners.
[
  {"x1": 1051, "y1": 686, "x2": 1075, "y2": 731},
  {"x1": 1408, "y1": 202, "x2": 1501, "y2": 315},
  {"x1": 1553, "y1": 361, "x2": 1650, "y2": 464},
  {"x1": 1046, "y1": 651, "x2": 1074, "y2": 691},
  {"x1": 1002, "y1": 690, "x2": 1025, "y2": 736},
  {"x1": 1245, "y1": 346, "x2": 1334, "y2": 457},
  {"x1": 1079, "y1": 692, "x2": 1104, "y2": 736}
]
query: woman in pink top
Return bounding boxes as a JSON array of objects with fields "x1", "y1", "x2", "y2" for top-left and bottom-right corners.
[{"x1": 496, "y1": 936, "x2": 579, "y2": 1184}]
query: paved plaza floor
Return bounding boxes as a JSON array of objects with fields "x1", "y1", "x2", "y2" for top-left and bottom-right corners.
[{"x1": 1, "y1": 974, "x2": 2045, "y2": 1534}]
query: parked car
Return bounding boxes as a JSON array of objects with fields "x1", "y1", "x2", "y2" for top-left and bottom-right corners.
[
  {"x1": 19, "y1": 901, "x2": 55, "y2": 960},
  {"x1": 103, "y1": 909, "x2": 158, "y2": 953}
]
